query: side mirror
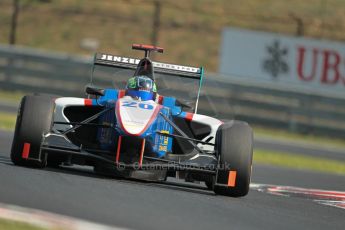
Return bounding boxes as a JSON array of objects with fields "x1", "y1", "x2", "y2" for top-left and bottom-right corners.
[{"x1": 85, "y1": 85, "x2": 105, "y2": 96}]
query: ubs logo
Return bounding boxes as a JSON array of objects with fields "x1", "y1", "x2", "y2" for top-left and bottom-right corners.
[{"x1": 263, "y1": 40, "x2": 289, "y2": 78}]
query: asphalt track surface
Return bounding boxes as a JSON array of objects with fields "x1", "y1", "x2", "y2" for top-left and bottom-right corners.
[{"x1": 0, "y1": 130, "x2": 344, "y2": 230}]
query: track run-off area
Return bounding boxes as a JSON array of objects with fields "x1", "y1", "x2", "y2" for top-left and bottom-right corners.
[{"x1": 0, "y1": 130, "x2": 344, "y2": 230}]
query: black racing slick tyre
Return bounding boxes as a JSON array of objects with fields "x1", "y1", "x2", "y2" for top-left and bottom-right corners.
[
  {"x1": 10, "y1": 95, "x2": 55, "y2": 168},
  {"x1": 213, "y1": 121, "x2": 253, "y2": 197}
]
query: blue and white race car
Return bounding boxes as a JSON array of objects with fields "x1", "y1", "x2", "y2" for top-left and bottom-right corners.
[{"x1": 11, "y1": 44, "x2": 253, "y2": 197}]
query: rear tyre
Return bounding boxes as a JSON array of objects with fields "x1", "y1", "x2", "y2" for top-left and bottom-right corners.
[
  {"x1": 213, "y1": 121, "x2": 253, "y2": 197},
  {"x1": 11, "y1": 95, "x2": 55, "y2": 168}
]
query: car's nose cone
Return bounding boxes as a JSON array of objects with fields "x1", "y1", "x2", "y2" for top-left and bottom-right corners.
[{"x1": 115, "y1": 98, "x2": 160, "y2": 136}]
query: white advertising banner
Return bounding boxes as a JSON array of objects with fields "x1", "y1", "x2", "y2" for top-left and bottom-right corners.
[{"x1": 219, "y1": 27, "x2": 345, "y2": 95}]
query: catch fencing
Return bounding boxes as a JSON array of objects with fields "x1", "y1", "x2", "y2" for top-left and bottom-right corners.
[{"x1": 1, "y1": 44, "x2": 345, "y2": 138}]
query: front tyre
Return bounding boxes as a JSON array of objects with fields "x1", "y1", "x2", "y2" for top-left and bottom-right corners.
[
  {"x1": 213, "y1": 121, "x2": 253, "y2": 197},
  {"x1": 11, "y1": 95, "x2": 55, "y2": 168}
]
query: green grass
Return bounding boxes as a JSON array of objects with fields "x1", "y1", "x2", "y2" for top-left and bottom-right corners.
[
  {"x1": 0, "y1": 112, "x2": 16, "y2": 131},
  {"x1": 0, "y1": 90, "x2": 21, "y2": 131},
  {"x1": 0, "y1": 90, "x2": 23, "y2": 103},
  {"x1": 0, "y1": 218, "x2": 47, "y2": 230},
  {"x1": 254, "y1": 126, "x2": 345, "y2": 149},
  {"x1": 1, "y1": 0, "x2": 345, "y2": 71},
  {"x1": 254, "y1": 149, "x2": 345, "y2": 176}
]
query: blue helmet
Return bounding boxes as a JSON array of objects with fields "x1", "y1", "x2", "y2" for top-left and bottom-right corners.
[{"x1": 126, "y1": 75, "x2": 157, "y2": 101}]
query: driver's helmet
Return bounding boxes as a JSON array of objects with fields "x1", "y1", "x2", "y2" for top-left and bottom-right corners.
[{"x1": 125, "y1": 75, "x2": 157, "y2": 101}]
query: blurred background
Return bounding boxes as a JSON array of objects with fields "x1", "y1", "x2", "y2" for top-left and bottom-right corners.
[
  {"x1": 1, "y1": 0, "x2": 344, "y2": 70},
  {"x1": 0, "y1": 2, "x2": 345, "y2": 229},
  {"x1": 0, "y1": 0, "x2": 345, "y2": 175}
]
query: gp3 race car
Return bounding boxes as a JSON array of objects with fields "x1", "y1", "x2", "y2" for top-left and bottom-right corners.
[{"x1": 11, "y1": 44, "x2": 253, "y2": 197}]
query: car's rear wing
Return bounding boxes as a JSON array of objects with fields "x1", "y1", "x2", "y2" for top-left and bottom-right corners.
[
  {"x1": 92, "y1": 53, "x2": 204, "y2": 113},
  {"x1": 93, "y1": 53, "x2": 202, "y2": 79}
]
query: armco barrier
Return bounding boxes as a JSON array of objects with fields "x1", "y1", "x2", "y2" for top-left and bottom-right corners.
[
  {"x1": 1, "y1": 44, "x2": 345, "y2": 137},
  {"x1": 0, "y1": 45, "x2": 91, "y2": 96}
]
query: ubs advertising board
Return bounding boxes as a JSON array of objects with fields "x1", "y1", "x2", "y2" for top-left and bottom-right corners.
[{"x1": 219, "y1": 27, "x2": 345, "y2": 96}]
